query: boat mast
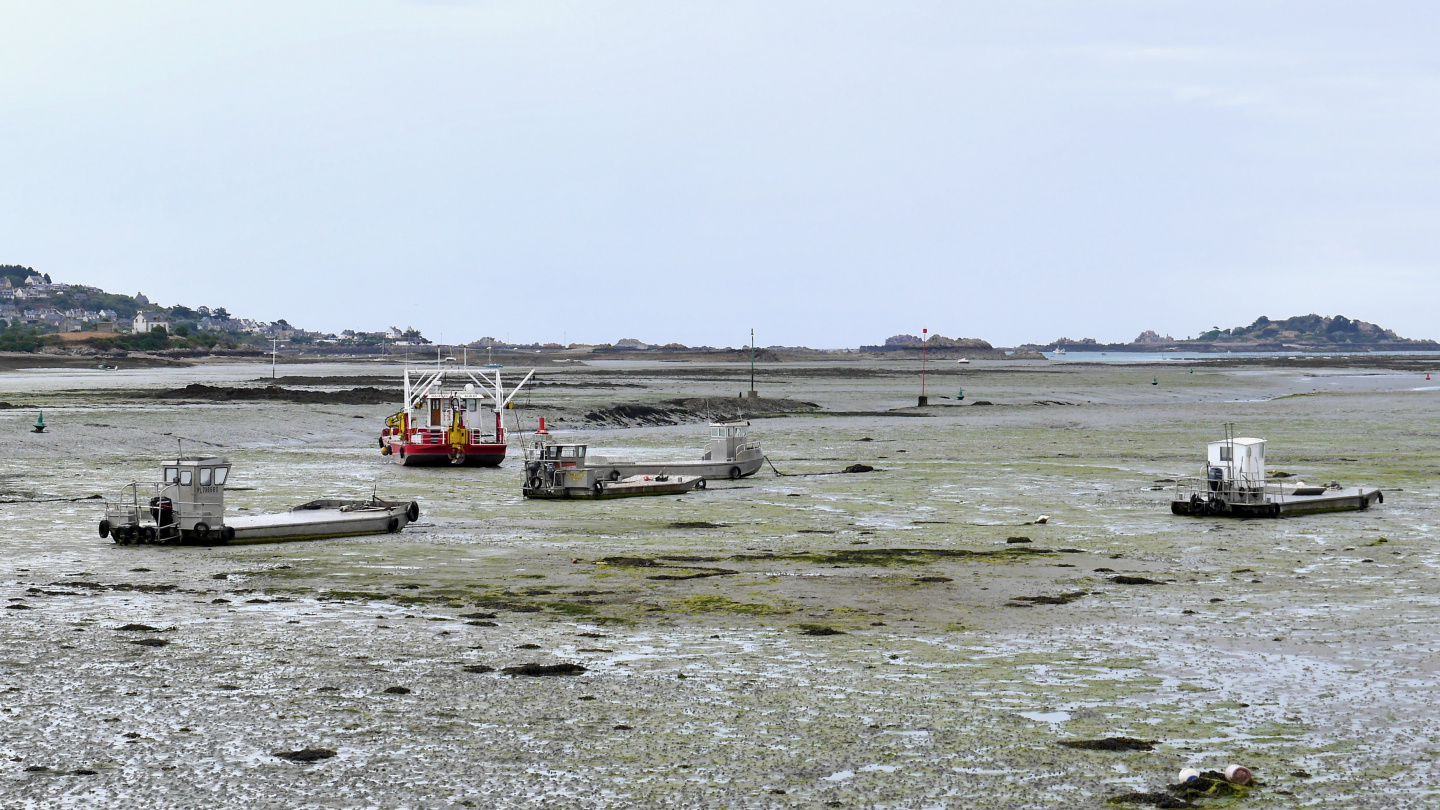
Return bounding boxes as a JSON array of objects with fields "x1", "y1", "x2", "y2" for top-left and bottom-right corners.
[{"x1": 750, "y1": 328, "x2": 755, "y2": 396}]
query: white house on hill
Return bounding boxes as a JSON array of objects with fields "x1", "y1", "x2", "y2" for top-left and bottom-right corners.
[{"x1": 133, "y1": 312, "x2": 171, "y2": 334}]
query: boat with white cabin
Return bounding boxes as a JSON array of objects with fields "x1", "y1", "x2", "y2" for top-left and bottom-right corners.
[
  {"x1": 1170, "y1": 428, "x2": 1381, "y2": 518},
  {"x1": 100, "y1": 456, "x2": 419, "y2": 544}
]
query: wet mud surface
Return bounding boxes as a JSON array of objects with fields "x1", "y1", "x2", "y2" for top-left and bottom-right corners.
[{"x1": 1, "y1": 358, "x2": 1438, "y2": 807}]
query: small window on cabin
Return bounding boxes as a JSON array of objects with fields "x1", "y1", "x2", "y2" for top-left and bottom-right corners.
[
  {"x1": 164, "y1": 467, "x2": 178, "y2": 483},
  {"x1": 214, "y1": 467, "x2": 229, "y2": 485},
  {"x1": 467, "y1": 399, "x2": 477, "y2": 412},
  {"x1": 1219, "y1": 447, "x2": 1232, "y2": 461},
  {"x1": 560, "y1": 446, "x2": 577, "y2": 459},
  {"x1": 199, "y1": 468, "x2": 212, "y2": 486},
  {"x1": 179, "y1": 469, "x2": 193, "y2": 486}
]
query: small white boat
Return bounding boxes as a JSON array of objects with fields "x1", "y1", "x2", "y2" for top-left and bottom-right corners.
[
  {"x1": 101, "y1": 456, "x2": 419, "y2": 544},
  {"x1": 956, "y1": 358, "x2": 970, "y2": 364}
]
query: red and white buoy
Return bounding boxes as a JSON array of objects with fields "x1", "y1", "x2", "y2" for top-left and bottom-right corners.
[{"x1": 535, "y1": 416, "x2": 549, "y2": 435}]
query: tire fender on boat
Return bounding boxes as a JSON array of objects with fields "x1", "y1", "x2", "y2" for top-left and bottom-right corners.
[
  {"x1": 406, "y1": 501, "x2": 420, "y2": 522},
  {"x1": 593, "y1": 481, "x2": 605, "y2": 497},
  {"x1": 222, "y1": 526, "x2": 235, "y2": 542},
  {"x1": 608, "y1": 470, "x2": 621, "y2": 482},
  {"x1": 98, "y1": 519, "x2": 110, "y2": 539},
  {"x1": 388, "y1": 517, "x2": 400, "y2": 532},
  {"x1": 729, "y1": 466, "x2": 742, "y2": 480},
  {"x1": 193, "y1": 522, "x2": 210, "y2": 542},
  {"x1": 695, "y1": 478, "x2": 707, "y2": 490}
]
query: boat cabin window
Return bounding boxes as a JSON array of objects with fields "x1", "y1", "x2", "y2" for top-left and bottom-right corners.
[
  {"x1": 164, "y1": 467, "x2": 178, "y2": 483},
  {"x1": 214, "y1": 467, "x2": 229, "y2": 485},
  {"x1": 179, "y1": 469, "x2": 193, "y2": 486},
  {"x1": 731, "y1": 426, "x2": 746, "y2": 438},
  {"x1": 1219, "y1": 447, "x2": 1233, "y2": 461},
  {"x1": 199, "y1": 468, "x2": 212, "y2": 486},
  {"x1": 466, "y1": 398, "x2": 477, "y2": 412},
  {"x1": 542, "y1": 445, "x2": 586, "y2": 460}
]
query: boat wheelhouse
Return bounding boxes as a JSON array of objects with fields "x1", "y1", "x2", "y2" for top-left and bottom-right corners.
[{"x1": 380, "y1": 366, "x2": 534, "y2": 467}]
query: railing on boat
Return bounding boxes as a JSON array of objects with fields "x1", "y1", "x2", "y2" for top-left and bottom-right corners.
[
  {"x1": 103, "y1": 482, "x2": 209, "y2": 527},
  {"x1": 1171, "y1": 477, "x2": 1286, "y2": 506}
]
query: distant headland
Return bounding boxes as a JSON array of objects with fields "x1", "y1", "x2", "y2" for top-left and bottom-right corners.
[{"x1": 1026, "y1": 315, "x2": 1439, "y2": 354}]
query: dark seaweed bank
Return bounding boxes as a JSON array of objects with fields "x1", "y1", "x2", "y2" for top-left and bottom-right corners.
[
  {"x1": 583, "y1": 397, "x2": 820, "y2": 427},
  {"x1": 138, "y1": 383, "x2": 396, "y2": 405}
]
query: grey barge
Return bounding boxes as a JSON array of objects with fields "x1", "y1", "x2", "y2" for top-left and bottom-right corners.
[
  {"x1": 587, "y1": 420, "x2": 765, "y2": 481},
  {"x1": 1170, "y1": 433, "x2": 1381, "y2": 518},
  {"x1": 523, "y1": 443, "x2": 702, "y2": 499},
  {"x1": 101, "y1": 456, "x2": 419, "y2": 544}
]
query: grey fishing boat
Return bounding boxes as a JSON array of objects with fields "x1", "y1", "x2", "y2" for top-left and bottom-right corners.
[
  {"x1": 100, "y1": 456, "x2": 419, "y2": 544},
  {"x1": 1170, "y1": 429, "x2": 1381, "y2": 518},
  {"x1": 523, "y1": 443, "x2": 703, "y2": 499},
  {"x1": 587, "y1": 420, "x2": 765, "y2": 482}
]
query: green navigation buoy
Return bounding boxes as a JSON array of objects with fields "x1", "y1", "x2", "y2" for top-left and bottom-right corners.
[
  {"x1": 1151, "y1": 377, "x2": 1158, "y2": 386},
  {"x1": 957, "y1": 388, "x2": 964, "y2": 401},
  {"x1": 32, "y1": 412, "x2": 46, "y2": 433}
]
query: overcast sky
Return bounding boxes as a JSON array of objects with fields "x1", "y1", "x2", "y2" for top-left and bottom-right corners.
[{"x1": 2, "y1": 2, "x2": 1437, "y2": 347}]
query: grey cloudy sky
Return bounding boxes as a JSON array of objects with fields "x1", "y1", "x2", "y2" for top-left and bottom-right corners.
[{"x1": 2, "y1": 2, "x2": 1437, "y2": 347}]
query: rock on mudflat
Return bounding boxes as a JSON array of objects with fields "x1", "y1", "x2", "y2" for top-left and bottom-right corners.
[
  {"x1": 274, "y1": 748, "x2": 337, "y2": 763},
  {"x1": 501, "y1": 663, "x2": 586, "y2": 677},
  {"x1": 1058, "y1": 736, "x2": 1156, "y2": 751}
]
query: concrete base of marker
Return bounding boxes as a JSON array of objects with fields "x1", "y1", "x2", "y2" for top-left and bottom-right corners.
[{"x1": 917, "y1": 396, "x2": 928, "y2": 407}]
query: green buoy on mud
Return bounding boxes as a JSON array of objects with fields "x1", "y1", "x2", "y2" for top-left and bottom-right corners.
[
  {"x1": 1152, "y1": 377, "x2": 1158, "y2": 386},
  {"x1": 957, "y1": 388, "x2": 964, "y2": 401},
  {"x1": 32, "y1": 412, "x2": 45, "y2": 433}
]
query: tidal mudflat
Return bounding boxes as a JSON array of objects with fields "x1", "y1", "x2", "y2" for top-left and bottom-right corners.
[{"x1": 1, "y1": 358, "x2": 1437, "y2": 808}]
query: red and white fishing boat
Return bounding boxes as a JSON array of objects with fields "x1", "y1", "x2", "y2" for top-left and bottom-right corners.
[{"x1": 379, "y1": 364, "x2": 534, "y2": 467}]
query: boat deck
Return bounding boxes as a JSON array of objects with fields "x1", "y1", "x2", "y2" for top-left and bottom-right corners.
[{"x1": 225, "y1": 506, "x2": 408, "y2": 542}]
